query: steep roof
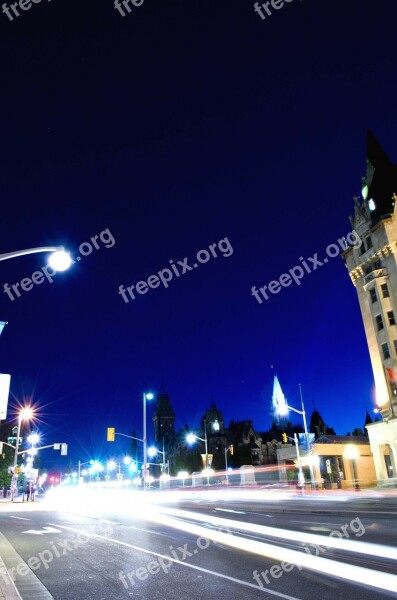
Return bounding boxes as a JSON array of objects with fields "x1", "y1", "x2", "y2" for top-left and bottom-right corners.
[
  {"x1": 153, "y1": 394, "x2": 175, "y2": 418},
  {"x1": 365, "y1": 130, "x2": 397, "y2": 226}
]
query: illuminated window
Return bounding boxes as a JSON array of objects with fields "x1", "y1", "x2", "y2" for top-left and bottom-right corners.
[
  {"x1": 381, "y1": 283, "x2": 390, "y2": 298},
  {"x1": 382, "y1": 343, "x2": 390, "y2": 360},
  {"x1": 388, "y1": 311, "x2": 396, "y2": 326},
  {"x1": 369, "y1": 288, "x2": 377, "y2": 303},
  {"x1": 376, "y1": 315, "x2": 384, "y2": 331}
]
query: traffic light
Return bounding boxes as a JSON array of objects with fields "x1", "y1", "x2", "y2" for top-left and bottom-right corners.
[
  {"x1": 229, "y1": 445, "x2": 234, "y2": 456},
  {"x1": 107, "y1": 427, "x2": 115, "y2": 442},
  {"x1": 0, "y1": 442, "x2": 3, "y2": 454},
  {"x1": 281, "y1": 433, "x2": 287, "y2": 443},
  {"x1": 61, "y1": 443, "x2": 68, "y2": 456}
]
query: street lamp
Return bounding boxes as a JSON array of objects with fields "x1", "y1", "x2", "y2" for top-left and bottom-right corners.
[
  {"x1": 344, "y1": 444, "x2": 360, "y2": 491},
  {"x1": 186, "y1": 428, "x2": 209, "y2": 484},
  {"x1": 0, "y1": 246, "x2": 71, "y2": 270},
  {"x1": 142, "y1": 392, "x2": 154, "y2": 489},
  {"x1": 27, "y1": 433, "x2": 40, "y2": 446},
  {"x1": 278, "y1": 384, "x2": 315, "y2": 489},
  {"x1": 11, "y1": 407, "x2": 33, "y2": 500},
  {"x1": 148, "y1": 444, "x2": 168, "y2": 475},
  {"x1": 106, "y1": 460, "x2": 117, "y2": 481}
]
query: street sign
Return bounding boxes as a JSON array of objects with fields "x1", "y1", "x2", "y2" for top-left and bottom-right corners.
[
  {"x1": 0, "y1": 374, "x2": 11, "y2": 420},
  {"x1": 54, "y1": 443, "x2": 60, "y2": 450},
  {"x1": 326, "y1": 459, "x2": 332, "y2": 474}
]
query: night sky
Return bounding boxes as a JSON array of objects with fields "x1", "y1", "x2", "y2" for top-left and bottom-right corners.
[{"x1": 1, "y1": 0, "x2": 396, "y2": 469}]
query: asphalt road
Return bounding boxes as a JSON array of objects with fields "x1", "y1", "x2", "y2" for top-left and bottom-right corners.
[{"x1": 0, "y1": 489, "x2": 396, "y2": 600}]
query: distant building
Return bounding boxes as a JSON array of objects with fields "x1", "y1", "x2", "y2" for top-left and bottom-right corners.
[
  {"x1": 342, "y1": 131, "x2": 397, "y2": 484},
  {"x1": 152, "y1": 393, "x2": 176, "y2": 446}
]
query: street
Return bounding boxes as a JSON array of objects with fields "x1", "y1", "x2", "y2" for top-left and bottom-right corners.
[{"x1": 0, "y1": 488, "x2": 396, "y2": 599}]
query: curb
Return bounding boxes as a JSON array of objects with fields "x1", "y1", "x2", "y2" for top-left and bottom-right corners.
[{"x1": 0, "y1": 558, "x2": 21, "y2": 600}]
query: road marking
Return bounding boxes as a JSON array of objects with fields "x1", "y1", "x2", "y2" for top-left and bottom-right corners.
[
  {"x1": 48, "y1": 523, "x2": 302, "y2": 600},
  {"x1": 9, "y1": 517, "x2": 30, "y2": 521},
  {"x1": 215, "y1": 508, "x2": 246, "y2": 514},
  {"x1": 22, "y1": 526, "x2": 61, "y2": 535},
  {"x1": 126, "y1": 525, "x2": 169, "y2": 537}
]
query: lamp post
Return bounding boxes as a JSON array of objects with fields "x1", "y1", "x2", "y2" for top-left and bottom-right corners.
[
  {"x1": 148, "y1": 442, "x2": 168, "y2": 475},
  {"x1": 186, "y1": 429, "x2": 209, "y2": 485},
  {"x1": 278, "y1": 385, "x2": 315, "y2": 489},
  {"x1": 344, "y1": 444, "x2": 360, "y2": 491},
  {"x1": 142, "y1": 392, "x2": 154, "y2": 489},
  {"x1": 11, "y1": 407, "x2": 33, "y2": 500}
]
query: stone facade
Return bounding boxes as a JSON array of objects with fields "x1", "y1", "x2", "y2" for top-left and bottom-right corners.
[{"x1": 342, "y1": 132, "x2": 397, "y2": 484}]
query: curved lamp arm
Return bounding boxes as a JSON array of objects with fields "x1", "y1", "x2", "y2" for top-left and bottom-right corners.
[{"x1": 0, "y1": 246, "x2": 64, "y2": 262}]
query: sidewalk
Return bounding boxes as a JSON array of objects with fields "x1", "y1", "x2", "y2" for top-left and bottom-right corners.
[{"x1": 0, "y1": 559, "x2": 21, "y2": 600}]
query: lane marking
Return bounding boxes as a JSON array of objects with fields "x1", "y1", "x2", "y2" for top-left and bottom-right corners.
[
  {"x1": 215, "y1": 508, "x2": 246, "y2": 514},
  {"x1": 126, "y1": 525, "x2": 169, "y2": 537},
  {"x1": 9, "y1": 517, "x2": 31, "y2": 521},
  {"x1": 47, "y1": 523, "x2": 302, "y2": 600},
  {"x1": 22, "y1": 526, "x2": 61, "y2": 535}
]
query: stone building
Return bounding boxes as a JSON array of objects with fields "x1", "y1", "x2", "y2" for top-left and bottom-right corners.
[{"x1": 342, "y1": 131, "x2": 397, "y2": 484}]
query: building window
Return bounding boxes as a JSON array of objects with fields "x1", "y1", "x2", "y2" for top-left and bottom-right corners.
[
  {"x1": 391, "y1": 382, "x2": 397, "y2": 397},
  {"x1": 366, "y1": 236, "x2": 373, "y2": 250},
  {"x1": 374, "y1": 259, "x2": 382, "y2": 270},
  {"x1": 394, "y1": 340, "x2": 397, "y2": 355},
  {"x1": 369, "y1": 288, "x2": 377, "y2": 303},
  {"x1": 365, "y1": 266, "x2": 372, "y2": 275},
  {"x1": 388, "y1": 311, "x2": 396, "y2": 326},
  {"x1": 382, "y1": 343, "x2": 390, "y2": 360},
  {"x1": 376, "y1": 315, "x2": 384, "y2": 331},
  {"x1": 381, "y1": 283, "x2": 390, "y2": 298},
  {"x1": 360, "y1": 243, "x2": 366, "y2": 256}
]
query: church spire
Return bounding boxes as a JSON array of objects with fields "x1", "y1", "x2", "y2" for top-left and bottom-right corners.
[{"x1": 272, "y1": 375, "x2": 288, "y2": 424}]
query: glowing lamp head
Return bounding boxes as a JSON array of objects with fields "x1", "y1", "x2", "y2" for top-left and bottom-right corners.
[
  {"x1": 107, "y1": 460, "x2": 116, "y2": 471},
  {"x1": 148, "y1": 447, "x2": 157, "y2": 458},
  {"x1": 145, "y1": 393, "x2": 154, "y2": 400},
  {"x1": 277, "y1": 405, "x2": 289, "y2": 417},
  {"x1": 19, "y1": 407, "x2": 33, "y2": 422},
  {"x1": 344, "y1": 444, "x2": 359, "y2": 461},
  {"x1": 28, "y1": 433, "x2": 40, "y2": 445},
  {"x1": 48, "y1": 250, "x2": 72, "y2": 272},
  {"x1": 186, "y1": 433, "x2": 196, "y2": 444},
  {"x1": 123, "y1": 456, "x2": 132, "y2": 465}
]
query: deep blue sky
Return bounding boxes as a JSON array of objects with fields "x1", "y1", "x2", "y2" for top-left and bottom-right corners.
[{"x1": 1, "y1": 0, "x2": 396, "y2": 468}]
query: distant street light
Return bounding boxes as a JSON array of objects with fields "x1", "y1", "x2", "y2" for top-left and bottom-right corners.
[
  {"x1": 344, "y1": 444, "x2": 360, "y2": 491},
  {"x1": 27, "y1": 433, "x2": 40, "y2": 446},
  {"x1": 11, "y1": 407, "x2": 33, "y2": 501},
  {"x1": 186, "y1": 426, "x2": 209, "y2": 484},
  {"x1": 148, "y1": 443, "x2": 169, "y2": 475},
  {"x1": 142, "y1": 392, "x2": 154, "y2": 489},
  {"x1": 277, "y1": 384, "x2": 315, "y2": 488}
]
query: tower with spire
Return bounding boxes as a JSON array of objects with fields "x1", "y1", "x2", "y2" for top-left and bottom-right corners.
[
  {"x1": 342, "y1": 131, "x2": 397, "y2": 484},
  {"x1": 272, "y1": 375, "x2": 288, "y2": 425},
  {"x1": 152, "y1": 393, "x2": 176, "y2": 445}
]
